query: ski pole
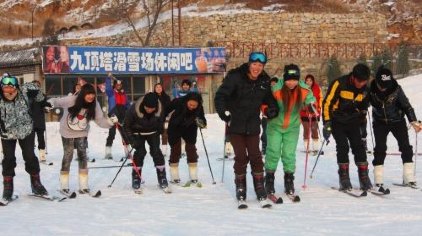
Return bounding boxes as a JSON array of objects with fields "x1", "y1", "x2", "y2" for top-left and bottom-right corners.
[
  {"x1": 108, "y1": 124, "x2": 139, "y2": 188},
  {"x1": 199, "y1": 127, "x2": 216, "y2": 184},
  {"x1": 107, "y1": 145, "x2": 133, "y2": 188},
  {"x1": 44, "y1": 129, "x2": 48, "y2": 154},
  {"x1": 414, "y1": 132, "x2": 418, "y2": 175},
  {"x1": 89, "y1": 164, "x2": 132, "y2": 169},
  {"x1": 367, "y1": 112, "x2": 375, "y2": 151},
  {"x1": 310, "y1": 139, "x2": 329, "y2": 179},
  {"x1": 221, "y1": 124, "x2": 228, "y2": 183},
  {"x1": 302, "y1": 113, "x2": 312, "y2": 189}
]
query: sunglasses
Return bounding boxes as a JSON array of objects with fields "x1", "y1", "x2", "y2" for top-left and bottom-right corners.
[
  {"x1": 1, "y1": 77, "x2": 18, "y2": 87},
  {"x1": 249, "y1": 52, "x2": 267, "y2": 64}
]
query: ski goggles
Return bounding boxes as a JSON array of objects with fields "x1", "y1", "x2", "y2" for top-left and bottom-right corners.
[
  {"x1": 287, "y1": 69, "x2": 299, "y2": 77},
  {"x1": 248, "y1": 52, "x2": 267, "y2": 64},
  {"x1": 1, "y1": 76, "x2": 18, "y2": 87}
]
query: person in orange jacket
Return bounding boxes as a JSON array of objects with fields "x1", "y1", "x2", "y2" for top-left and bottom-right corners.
[{"x1": 299, "y1": 74, "x2": 322, "y2": 154}]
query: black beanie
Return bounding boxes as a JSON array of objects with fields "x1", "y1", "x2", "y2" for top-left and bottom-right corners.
[
  {"x1": 283, "y1": 64, "x2": 300, "y2": 81},
  {"x1": 352, "y1": 63, "x2": 370, "y2": 81},
  {"x1": 143, "y1": 92, "x2": 158, "y2": 108},
  {"x1": 376, "y1": 67, "x2": 394, "y2": 89}
]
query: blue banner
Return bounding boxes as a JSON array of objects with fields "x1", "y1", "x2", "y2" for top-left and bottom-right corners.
[{"x1": 42, "y1": 46, "x2": 226, "y2": 75}]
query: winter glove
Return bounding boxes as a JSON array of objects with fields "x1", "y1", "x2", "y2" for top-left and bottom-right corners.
[
  {"x1": 218, "y1": 111, "x2": 231, "y2": 123},
  {"x1": 265, "y1": 107, "x2": 279, "y2": 119},
  {"x1": 109, "y1": 115, "x2": 119, "y2": 124},
  {"x1": 43, "y1": 102, "x2": 54, "y2": 113},
  {"x1": 411, "y1": 121, "x2": 422, "y2": 133},
  {"x1": 323, "y1": 121, "x2": 332, "y2": 141},
  {"x1": 195, "y1": 118, "x2": 207, "y2": 129}
]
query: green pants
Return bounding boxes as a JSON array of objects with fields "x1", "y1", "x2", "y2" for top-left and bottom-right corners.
[{"x1": 265, "y1": 124, "x2": 300, "y2": 173}]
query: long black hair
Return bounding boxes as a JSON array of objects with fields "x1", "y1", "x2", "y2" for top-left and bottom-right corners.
[{"x1": 68, "y1": 84, "x2": 97, "y2": 120}]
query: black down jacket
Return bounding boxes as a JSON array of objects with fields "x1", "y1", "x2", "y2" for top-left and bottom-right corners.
[
  {"x1": 214, "y1": 63, "x2": 278, "y2": 135},
  {"x1": 369, "y1": 79, "x2": 417, "y2": 125}
]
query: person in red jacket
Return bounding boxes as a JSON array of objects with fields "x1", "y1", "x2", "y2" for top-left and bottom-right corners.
[{"x1": 300, "y1": 74, "x2": 322, "y2": 153}]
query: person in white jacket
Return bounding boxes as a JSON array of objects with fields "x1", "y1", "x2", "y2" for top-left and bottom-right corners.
[{"x1": 49, "y1": 84, "x2": 118, "y2": 195}]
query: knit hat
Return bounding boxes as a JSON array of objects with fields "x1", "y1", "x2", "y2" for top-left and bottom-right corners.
[
  {"x1": 143, "y1": 92, "x2": 158, "y2": 108},
  {"x1": 283, "y1": 64, "x2": 300, "y2": 81},
  {"x1": 376, "y1": 66, "x2": 394, "y2": 89},
  {"x1": 352, "y1": 63, "x2": 370, "y2": 81}
]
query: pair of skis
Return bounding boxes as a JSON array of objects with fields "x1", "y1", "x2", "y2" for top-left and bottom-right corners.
[
  {"x1": 59, "y1": 189, "x2": 102, "y2": 198},
  {"x1": 133, "y1": 186, "x2": 172, "y2": 194},
  {"x1": 267, "y1": 193, "x2": 301, "y2": 204},
  {"x1": 237, "y1": 198, "x2": 272, "y2": 209},
  {"x1": 332, "y1": 186, "x2": 391, "y2": 198}
]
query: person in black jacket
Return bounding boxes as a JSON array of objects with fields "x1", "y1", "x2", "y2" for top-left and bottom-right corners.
[
  {"x1": 123, "y1": 92, "x2": 169, "y2": 191},
  {"x1": 369, "y1": 67, "x2": 421, "y2": 188},
  {"x1": 214, "y1": 52, "x2": 279, "y2": 204},
  {"x1": 322, "y1": 63, "x2": 372, "y2": 191},
  {"x1": 154, "y1": 83, "x2": 171, "y2": 153},
  {"x1": 164, "y1": 92, "x2": 206, "y2": 186},
  {"x1": 30, "y1": 80, "x2": 52, "y2": 164}
]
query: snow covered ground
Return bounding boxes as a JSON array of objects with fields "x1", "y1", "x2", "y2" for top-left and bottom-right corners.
[{"x1": 1, "y1": 74, "x2": 422, "y2": 236}]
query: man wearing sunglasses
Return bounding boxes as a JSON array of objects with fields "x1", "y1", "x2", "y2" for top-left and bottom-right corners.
[
  {"x1": 322, "y1": 63, "x2": 373, "y2": 192},
  {"x1": 0, "y1": 75, "x2": 49, "y2": 201},
  {"x1": 214, "y1": 52, "x2": 279, "y2": 208}
]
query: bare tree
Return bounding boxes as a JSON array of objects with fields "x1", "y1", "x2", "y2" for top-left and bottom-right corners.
[{"x1": 106, "y1": 0, "x2": 169, "y2": 46}]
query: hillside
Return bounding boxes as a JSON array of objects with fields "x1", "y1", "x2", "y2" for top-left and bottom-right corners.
[{"x1": 0, "y1": 0, "x2": 421, "y2": 47}]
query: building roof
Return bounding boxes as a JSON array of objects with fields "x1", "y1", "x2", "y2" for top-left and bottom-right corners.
[{"x1": 0, "y1": 47, "x2": 41, "y2": 68}]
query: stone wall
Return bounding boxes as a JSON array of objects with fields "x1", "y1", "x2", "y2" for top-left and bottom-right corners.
[
  {"x1": 72, "y1": 12, "x2": 388, "y2": 46},
  {"x1": 65, "y1": 12, "x2": 389, "y2": 85}
]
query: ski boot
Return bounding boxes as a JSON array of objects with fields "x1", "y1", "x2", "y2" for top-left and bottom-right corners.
[
  {"x1": 132, "y1": 168, "x2": 142, "y2": 190},
  {"x1": 2, "y1": 176, "x2": 13, "y2": 200},
  {"x1": 235, "y1": 174, "x2": 247, "y2": 201},
  {"x1": 357, "y1": 162, "x2": 373, "y2": 191},
  {"x1": 264, "y1": 171, "x2": 275, "y2": 195},
  {"x1": 284, "y1": 172, "x2": 295, "y2": 195},
  {"x1": 30, "y1": 174, "x2": 48, "y2": 195},
  {"x1": 373, "y1": 165, "x2": 384, "y2": 187},
  {"x1": 252, "y1": 172, "x2": 267, "y2": 200},
  {"x1": 338, "y1": 163, "x2": 352, "y2": 191},
  {"x1": 78, "y1": 169, "x2": 90, "y2": 194},
  {"x1": 105, "y1": 146, "x2": 113, "y2": 160},
  {"x1": 169, "y1": 163, "x2": 180, "y2": 184},
  {"x1": 403, "y1": 162, "x2": 417, "y2": 187},
  {"x1": 156, "y1": 166, "x2": 169, "y2": 189}
]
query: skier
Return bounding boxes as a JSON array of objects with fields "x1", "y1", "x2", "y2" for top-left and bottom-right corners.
[
  {"x1": 214, "y1": 51, "x2": 278, "y2": 207},
  {"x1": 299, "y1": 74, "x2": 322, "y2": 153},
  {"x1": 265, "y1": 64, "x2": 316, "y2": 199},
  {"x1": 171, "y1": 79, "x2": 198, "y2": 158},
  {"x1": 322, "y1": 63, "x2": 373, "y2": 191},
  {"x1": 104, "y1": 74, "x2": 130, "y2": 160},
  {"x1": 369, "y1": 66, "x2": 421, "y2": 188},
  {"x1": 164, "y1": 92, "x2": 206, "y2": 186},
  {"x1": 172, "y1": 79, "x2": 198, "y2": 99},
  {"x1": 153, "y1": 83, "x2": 171, "y2": 154},
  {"x1": 30, "y1": 80, "x2": 53, "y2": 163},
  {"x1": 0, "y1": 75, "x2": 49, "y2": 200},
  {"x1": 123, "y1": 92, "x2": 170, "y2": 192},
  {"x1": 49, "y1": 84, "x2": 118, "y2": 195}
]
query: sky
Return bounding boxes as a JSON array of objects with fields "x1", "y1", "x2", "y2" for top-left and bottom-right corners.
[{"x1": 0, "y1": 73, "x2": 422, "y2": 235}]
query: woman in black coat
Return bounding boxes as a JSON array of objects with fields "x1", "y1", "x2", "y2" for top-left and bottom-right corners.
[
  {"x1": 369, "y1": 67, "x2": 421, "y2": 188},
  {"x1": 164, "y1": 92, "x2": 206, "y2": 186}
]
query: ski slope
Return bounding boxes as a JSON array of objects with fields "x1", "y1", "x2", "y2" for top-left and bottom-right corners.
[{"x1": 1, "y1": 74, "x2": 422, "y2": 236}]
